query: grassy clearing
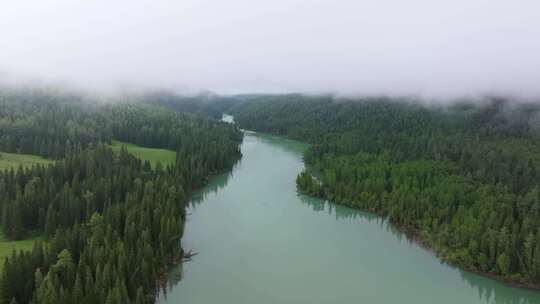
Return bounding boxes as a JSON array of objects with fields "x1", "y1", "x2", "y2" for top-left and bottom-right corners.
[
  {"x1": 0, "y1": 231, "x2": 40, "y2": 272},
  {"x1": 110, "y1": 140, "x2": 176, "y2": 167},
  {"x1": 0, "y1": 152, "x2": 53, "y2": 171}
]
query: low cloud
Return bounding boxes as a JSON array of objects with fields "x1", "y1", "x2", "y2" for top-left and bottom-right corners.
[{"x1": 1, "y1": 0, "x2": 539, "y2": 98}]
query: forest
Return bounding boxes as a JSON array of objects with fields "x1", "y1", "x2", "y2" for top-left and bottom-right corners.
[
  {"x1": 0, "y1": 88, "x2": 242, "y2": 304},
  {"x1": 4, "y1": 88, "x2": 540, "y2": 302},
  {"x1": 228, "y1": 94, "x2": 540, "y2": 288}
]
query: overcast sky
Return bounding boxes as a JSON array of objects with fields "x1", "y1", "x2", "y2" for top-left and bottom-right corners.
[{"x1": 1, "y1": 0, "x2": 539, "y2": 97}]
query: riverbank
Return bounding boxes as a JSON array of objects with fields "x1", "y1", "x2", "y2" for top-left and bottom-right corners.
[
  {"x1": 160, "y1": 131, "x2": 540, "y2": 304},
  {"x1": 299, "y1": 184, "x2": 540, "y2": 292},
  {"x1": 392, "y1": 220, "x2": 540, "y2": 291}
]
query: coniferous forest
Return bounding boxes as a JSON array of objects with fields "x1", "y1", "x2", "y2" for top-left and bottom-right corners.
[
  {"x1": 3, "y1": 88, "x2": 540, "y2": 303},
  {"x1": 228, "y1": 94, "x2": 540, "y2": 288},
  {"x1": 0, "y1": 88, "x2": 242, "y2": 303}
]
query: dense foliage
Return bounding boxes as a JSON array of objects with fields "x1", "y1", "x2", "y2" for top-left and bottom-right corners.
[
  {"x1": 0, "y1": 88, "x2": 242, "y2": 303},
  {"x1": 0, "y1": 89, "x2": 242, "y2": 160},
  {"x1": 0, "y1": 89, "x2": 108, "y2": 159},
  {"x1": 230, "y1": 94, "x2": 540, "y2": 287}
]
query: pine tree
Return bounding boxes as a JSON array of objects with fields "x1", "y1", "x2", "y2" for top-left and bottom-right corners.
[{"x1": 44, "y1": 205, "x2": 57, "y2": 237}]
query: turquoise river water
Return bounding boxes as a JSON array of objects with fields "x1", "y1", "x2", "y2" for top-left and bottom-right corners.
[{"x1": 158, "y1": 130, "x2": 540, "y2": 304}]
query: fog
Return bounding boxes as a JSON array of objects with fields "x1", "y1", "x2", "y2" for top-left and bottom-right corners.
[{"x1": 1, "y1": 0, "x2": 539, "y2": 98}]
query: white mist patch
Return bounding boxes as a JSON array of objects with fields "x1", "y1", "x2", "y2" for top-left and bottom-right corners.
[{"x1": 0, "y1": 0, "x2": 539, "y2": 98}]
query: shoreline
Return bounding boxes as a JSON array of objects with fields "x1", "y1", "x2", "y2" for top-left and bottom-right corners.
[
  {"x1": 155, "y1": 136, "x2": 243, "y2": 297},
  {"x1": 391, "y1": 220, "x2": 540, "y2": 291},
  {"x1": 297, "y1": 188, "x2": 540, "y2": 292}
]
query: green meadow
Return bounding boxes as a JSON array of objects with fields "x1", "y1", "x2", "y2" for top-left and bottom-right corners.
[
  {"x1": 0, "y1": 231, "x2": 39, "y2": 272},
  {"x1": 110, "y1": 140, "x2": 176, "y2": 167},
  {"x1": 0, "y1": 152, "x2": 53, "y2": 171}
]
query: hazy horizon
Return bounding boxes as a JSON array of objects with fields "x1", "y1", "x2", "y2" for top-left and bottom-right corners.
[{"x1": 2, "y1": 0, "x2": 539, "y2": 98}]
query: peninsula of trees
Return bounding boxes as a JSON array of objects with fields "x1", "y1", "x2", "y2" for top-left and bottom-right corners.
[{"x1": 229, "y1": 94, "x2": 540, "y2": 288}]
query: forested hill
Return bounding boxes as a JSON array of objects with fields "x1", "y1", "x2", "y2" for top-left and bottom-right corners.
[
  {"x1": 136, "y1": 90, "x2": 239, "y2": 119},
  {"x1": 229, "y1": 94, "x2": 540, "y2": 288},
  {"x1": 0, "y1": 89, "x2": 242, "y2": 159},
  {"x1": 0, "y1": 88, "x2": 242, "y2": 304}
]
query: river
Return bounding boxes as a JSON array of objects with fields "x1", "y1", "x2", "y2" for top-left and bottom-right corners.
[{"x1": 158, "y1": 130, "x2": 540, "y2": 304}]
